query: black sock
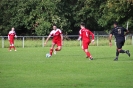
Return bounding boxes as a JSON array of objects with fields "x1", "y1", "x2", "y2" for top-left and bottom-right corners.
[
  {"x1": 120, "y1": 50, "x2": 126, "y2": 53},
  {"x1": 116, "y1": 50, "x2": 119, "y2": 58}
]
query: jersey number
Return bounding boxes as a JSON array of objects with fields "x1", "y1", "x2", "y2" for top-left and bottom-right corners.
[
  {"x1": 86, "y1": 31, "x2": 88, "y2": 37},
  {"x1": 118, "y1": 29, "x2": 121, "y2": 34}
]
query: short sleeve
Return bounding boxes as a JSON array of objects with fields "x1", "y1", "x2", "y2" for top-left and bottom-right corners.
[
  {"x1": 49, "y1": 31, "x2": 53, "y2": 36},
  {"x1": 89, "y1": 30, "x2": 94, "y2": 40},
  {"x1": 58, "y1": 29, "x2": 62, "y2": 34},
  {"x1": 14, "y1": 31, "x2": 16, "y2": 34}
]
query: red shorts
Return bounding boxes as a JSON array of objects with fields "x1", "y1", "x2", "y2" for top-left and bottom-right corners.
[
  {"x1": 82, "y1": 41, "x2": 90, "y2": 49},
  {"x1": 52, "y1": 40, "x2": 62, "y2": 46},
  {"x1": 9, "y1": 40, "x2": 14, "y2": 45}
]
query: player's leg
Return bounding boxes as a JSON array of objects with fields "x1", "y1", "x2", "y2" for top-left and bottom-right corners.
[
  {"x1": 114, "y1": 41, "x2": 121, "y2": 61},
  {"x1": 55, "y1": 41, "x2": 62, "y2": 51},
  {"x1": 54, "y1": 46, "x2": 62, "y2": 55},
  {"x1": 118, "y1": 41, "x2": 130, "y2": 57},
  {"x1": 9, "y1": 40, "x2": 12, "y2": 51},
  {"x1": 12, "y1": 40, "x2": 16, "y2": 51},
  {"x1": 114, "y1": 48, "x2": 120, "y2": 61},
  {"x1": 49, "y1": 42, "x2": 56, "y2": 56},
  {"x1": 82, "y1": 41, "x2": 93, "y2": 60},
  {"x1": 54, "y1": 41, "x2": 62, "y2": 54},
  {"x1": 115, "y1": 40, "x2": 130, "y2": 61},
  {"x1": 114, "y1": 41, "x2": 124, "y2": 61},
  {"x1": 55, "y1": 46, "x2": 62, "y2": 51},
  {"x1": 114, "y1": 49, "x2": 119, "y2": 61},
  {"x1": 12, "y1": 44, "x2": 16, "y2": 51}
]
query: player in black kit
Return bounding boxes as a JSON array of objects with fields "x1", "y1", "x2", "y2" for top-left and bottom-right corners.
[{"x1": 109, "y1": 22, "x2": 130, "y2": 61}]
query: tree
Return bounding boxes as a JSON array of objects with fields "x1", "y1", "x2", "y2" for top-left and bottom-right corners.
[
  {"x1": 0, "y1": 0, "x2": 70, "y2": 36},
  {"x1": 0, "y1": 0, "x2": 133, "y2": 36},
  {"x1": 98, "y1": 0, "x2": 133, "y2": 31}
]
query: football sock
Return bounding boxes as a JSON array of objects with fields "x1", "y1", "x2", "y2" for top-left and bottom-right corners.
[
  {"x1": 85, "y1": 52, "x2": 91, "y2": 58},
  {"x1": 50, "y1": 49, "x2": 53, "y2": 55},
  {"x1": 55, "y1": 48, "x2": 60, "y2": 51},
  {"x1": 13, "y1": 46, "x2": 16, "y2": 50},
  {"x1": 116, "y1": 50, "x2": 119, "y2": 57},
  {"x1": 120, "y1": 50, "x2": 126, "y2": 53},
  {"x1": 9, "y1": 46, "x2": 11, "y2": 50}
]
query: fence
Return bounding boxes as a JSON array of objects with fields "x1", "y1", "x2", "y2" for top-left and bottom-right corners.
[{"x1": 0, "y1": 35, "x2": 133, "y2": 48}]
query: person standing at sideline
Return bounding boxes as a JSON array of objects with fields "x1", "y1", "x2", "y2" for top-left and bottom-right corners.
[{"x1": 8, "y1": 27, "x2": 17, "y2": 51}]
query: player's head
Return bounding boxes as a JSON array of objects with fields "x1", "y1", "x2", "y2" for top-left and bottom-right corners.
[
  {"x1": 53, "y1": 24, "x2": 57, "y2": 30},
  {"x1": 80, "y1": 22, "x2": 85, "y2": 29},
  {"x1": 113, "y1": 21, "x2": 118, "y2": 27},
  {"x1": 11, "y1": 27, "x2": 15, "y2": 31}
]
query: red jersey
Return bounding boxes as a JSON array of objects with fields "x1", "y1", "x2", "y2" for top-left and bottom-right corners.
[
  {"x1": 79, "y1": 28, "x2": 94, "y2": 41},
  {"x1": 49, "y1": 29, "x2": 62, "y2": 41},
  {"x1": 8, "y1": 31, "x2": 16, "y2": 40}
]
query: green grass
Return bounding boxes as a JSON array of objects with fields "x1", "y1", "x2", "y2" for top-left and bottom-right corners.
[{"x1": 0, "y1": 46, "x2": 133, "y2": 88}]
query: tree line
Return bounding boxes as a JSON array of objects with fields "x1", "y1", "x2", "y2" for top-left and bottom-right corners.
[{"x1": 0, "y1": 0, "x2": 133, "y2": 36}]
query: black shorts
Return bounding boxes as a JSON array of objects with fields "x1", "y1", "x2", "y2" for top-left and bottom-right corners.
[{"x1": 116, "y1": 40, "x2": 125, "y2": 49}]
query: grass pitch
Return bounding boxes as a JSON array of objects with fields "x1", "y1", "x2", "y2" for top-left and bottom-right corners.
[{"x1": 0, "y1": 46, "x2": 133, "y2": 88}]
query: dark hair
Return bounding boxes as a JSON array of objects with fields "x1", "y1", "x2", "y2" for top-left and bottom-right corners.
[
  {"x1": 80, "y1": 22, "x2": 85, "y2": 27},
  {"x1": 53, "y1": 24, "x2": 57, "y2": 26},
  {"x1": 114, "y1": 21, "x2": 118, "y2": 25}
]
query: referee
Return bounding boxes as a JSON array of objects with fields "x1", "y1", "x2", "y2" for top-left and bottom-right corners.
[{"x1": 109, "y1": 22, "x2": 130, "y2": 61}]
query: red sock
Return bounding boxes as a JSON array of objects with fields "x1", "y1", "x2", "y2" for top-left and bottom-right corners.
[
  {"x1": 9, "y1": 46, "x2": 11, "y2": 50},
  {"x1": 85, "y1": 51, "x2": 91, "y2": 58},
  {"x1": 13, "y1": 46, "x2": 16, "y2": 50},
  {"x1": 50, "y1": 49, "x2": 53, "y2": 56},
  {"x1": 55, "y1": 48, "x2": 61, "y2": 51},
  {"x1": 86, "y1": 52, "x2": 91, "y2": 57},
  {"x1": 11, "y1": 46, "x2": 13, "y2": 49}
]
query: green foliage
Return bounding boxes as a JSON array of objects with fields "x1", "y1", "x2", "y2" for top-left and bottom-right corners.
[
  {"x1": 98, "y1": 0, "x2": 133, "y2": 30},
  {"x1": 0, "y1": 0, "x2": 133, "y2": 35}
]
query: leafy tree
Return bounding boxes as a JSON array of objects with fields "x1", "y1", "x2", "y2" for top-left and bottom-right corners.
[
  {"x1": 72, "y1": 0, "x2": 105, "y2": 31},
  {"x1": 0, "y1": 0, "x2": 133, "y2": 36},
  {"x1": 98, "y1": 0, "x2": 133, "y2": 31}
]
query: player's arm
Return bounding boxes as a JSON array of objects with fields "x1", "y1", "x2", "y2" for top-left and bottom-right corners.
[
  {"x1": 109, "y1": 34, "x2": 113, "y2": 47},
  {"x1": 61, "y1": 34, "x2": 63, "y2": 45},
  {"x1": 109, "y1": 29, "x2": 114, "y2": 47},
  {"x1": 78, "y1": 30, "x2": 82, "y2": 41},
  {"x1": 89, "y1": 31, "x2": 95, "y2": 43},
  {"x1": 8, "y1": 32, "x2": 10, "y2": 40},
  {"x1": 124, "y1": 29, "x2": 129, "y2": 36},
  {"x1": 109, "y1": 34, "x2": 113, "y2": 43},
  {"x1": 44, "y1": 34, "x2": 51, "y2": 46},
  {"x1": 58, "y1": 29, "x2": 63, "y2": 45},
  {"x1": 78, "y1": 36, "x2": 81, "y2": 41},
  {"x1": 14, "y1": 31, "x2": 17, "y2": 38},
  {"x1": 8, "y1": 34, "x2": 10, "y2": 40}
]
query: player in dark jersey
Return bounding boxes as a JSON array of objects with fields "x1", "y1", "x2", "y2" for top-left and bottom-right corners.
[{"x1": 109, "y1": 22, "x2": 130, "y2": 61}]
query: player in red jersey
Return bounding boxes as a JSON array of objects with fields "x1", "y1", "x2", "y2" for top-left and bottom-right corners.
[
  {"x1": 44, "y1": 24, "x2": 63, "y2": 57},
  {"x1": 8, "y1": 27, "x2": 17, "y2": 51},
  {"x1": 78, "y1": 22, "x2": 95, "y2": 60}
]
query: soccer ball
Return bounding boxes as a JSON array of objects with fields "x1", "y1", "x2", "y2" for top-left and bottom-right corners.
[{"x1": 46, "y1": 53, "x2": 51, "y2": 58}]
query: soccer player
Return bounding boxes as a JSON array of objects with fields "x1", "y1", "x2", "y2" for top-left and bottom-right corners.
[
  {"x1": 78, "y1": 22, "x2": 95, "y2": 60},
  {"x1": 109, "y1": 22, "x2": 130, "y2": 61},
  {"x1": 44, "y1": 24, "x2": 63, "y2": 57},
  {"x1": 8, "y1": 27, "x2": 17, "y2": 51}
]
